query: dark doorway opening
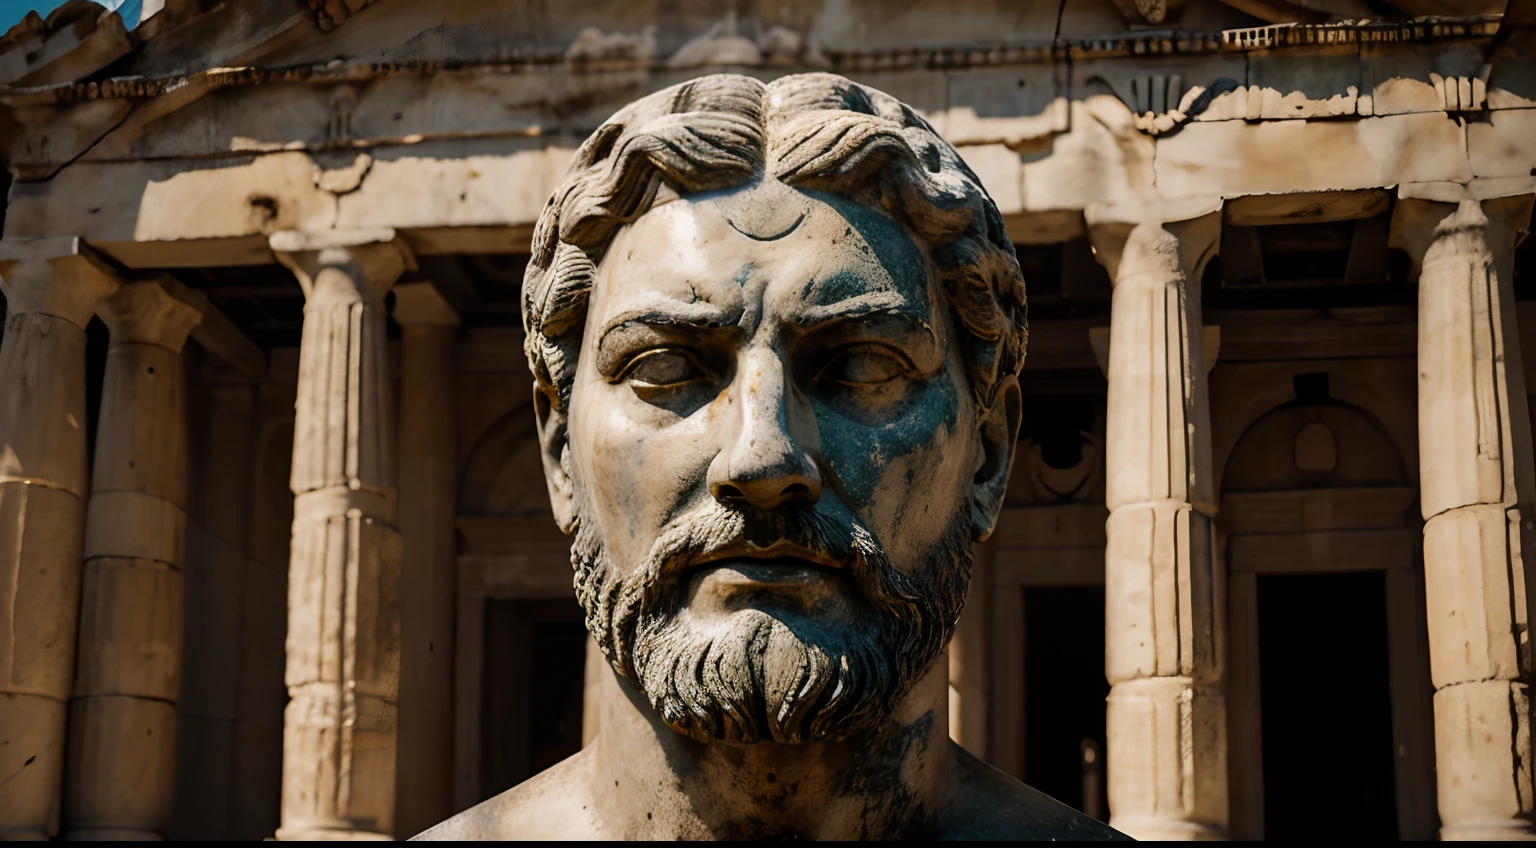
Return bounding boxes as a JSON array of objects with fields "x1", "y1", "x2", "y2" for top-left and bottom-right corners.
[
  {"x1": 1258, "y1": 571, "x2": 1398, "y2": 839},
  {"x1": 1024, "y1": 586, "x2": 1110, "y2": 821},
  {"x1": 479, "y1": 598, "x2": 588, "y2": 803}
]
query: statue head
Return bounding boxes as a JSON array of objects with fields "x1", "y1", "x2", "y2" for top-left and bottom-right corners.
[{"x1": 523, "y1": 73, "x2": 1026, "y2": 745}]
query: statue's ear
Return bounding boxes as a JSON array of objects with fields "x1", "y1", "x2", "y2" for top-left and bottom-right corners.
[
  {"x1": 970, "y1": 375, "x2": 1022, "y2": 542},
  {"x1": 534, "y1": 385, "x2": 578, "y2": 534}
]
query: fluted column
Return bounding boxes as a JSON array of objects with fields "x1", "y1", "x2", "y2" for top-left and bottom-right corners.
[
  {"x1": 1090, "y1": 211, "x2": 1226, "y2": 840},
  {"x1": 0, "y1": 238, "x2": 120, "y2": 840},
  {"x1": 271, "y1": 229, "x2": 411, "y2": 841},
  {"x1": 391, "y1": 282, "x2": 459, "y2": 839},
  {"x1": 64, "y1": 279, "x2": 202, "y2": 840},
  {"x1": 1393, "y1": 193, "x2": 1536, "y2": 841}
]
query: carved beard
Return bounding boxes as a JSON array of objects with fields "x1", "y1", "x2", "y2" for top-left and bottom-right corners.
[{"x1": 569, "y1": 494, "x2": 972, "y2": 744}]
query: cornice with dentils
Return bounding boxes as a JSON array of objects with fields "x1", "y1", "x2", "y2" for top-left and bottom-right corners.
[{"x1": 0, "y1": 13, "x2": 1508, "y2": 109}]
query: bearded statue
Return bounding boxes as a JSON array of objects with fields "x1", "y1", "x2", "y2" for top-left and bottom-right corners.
[{"x1": 419, "y1": 72, "x2": 1123, "y2": 841}]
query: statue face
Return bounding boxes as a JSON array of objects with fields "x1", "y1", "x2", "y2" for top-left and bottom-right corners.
[{"x1": 554, "y1": 182, "x2": 989, "y2": 743}]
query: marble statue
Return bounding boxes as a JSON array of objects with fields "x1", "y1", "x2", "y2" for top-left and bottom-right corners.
[{"x1": 418, "y1": 72, "x2": 1125, "y2": 841}]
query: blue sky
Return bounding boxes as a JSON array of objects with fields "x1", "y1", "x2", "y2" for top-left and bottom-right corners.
[{"x1": 1, "y1": 1, "x2": 142, "y2": 33}]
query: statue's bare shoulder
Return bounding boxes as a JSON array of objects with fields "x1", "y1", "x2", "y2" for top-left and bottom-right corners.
[
  {"x1": 410, "y1": 748, "x2": 603, "y2": 841},
  {"x1": 941, "y1": 743, "x2": 1130, "y2": 841},
  {"x1": 414, "y1": 741, "x2": 1127, "y2": 841}
]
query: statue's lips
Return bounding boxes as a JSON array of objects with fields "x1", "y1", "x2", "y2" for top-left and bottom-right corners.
[
  {"x1": 686, "y1": 543, "x2": 846, "y2": 585},
  {"x1": 688, "y1": 540, "x2": 845, "y2": 572},
  {"x1": 690, "y1": 557, "x2": 842, "y2": 585}
]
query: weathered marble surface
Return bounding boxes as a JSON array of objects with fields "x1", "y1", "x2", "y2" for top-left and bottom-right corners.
[{"x1": 416, "y1": 71, "x2": 1120, "y2": 841}]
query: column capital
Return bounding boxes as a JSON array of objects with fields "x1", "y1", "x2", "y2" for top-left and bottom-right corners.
[
  {"x1": 96, "y1": 279, "x2": 204, "y2": 353},
  {"x1": 1389, "y1": 193, "x2": 1533, "y2": 281},
  {"x1": 1086, "y1": 207, "x2": 1222, "y2": 285},
  {"x1": 0, "y1": 237, "x2": 122, "y2": 329},
  {"x1": 270, "y1": 228, "x2": 416, "y2": 302},
  {"x1": 393, "y1": 282, "x2": 461, "y2": 329}
]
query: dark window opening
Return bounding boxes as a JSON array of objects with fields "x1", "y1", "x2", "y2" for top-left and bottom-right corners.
[
  {"x1": 1516, "y1": 230, "x2": 1536, "y2": 301},
  {"x1": 1257, "y1": 572, "x2": 1398, "y2": 840},
  {"x1": 1013, "y1": 237, "x2": 1113, "y2": 321},
  {"x1": 1018, "y1": 394, "x2": 1103, "y2": 471},
  {"x1": 1024, "y1": 586, "x2": 1109, "y2": 822},
  {"x1": 1293, "y1": 371, "x2": 1330, "y2": 404}
]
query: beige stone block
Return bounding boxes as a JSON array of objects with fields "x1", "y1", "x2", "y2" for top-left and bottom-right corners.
[
  {"x1": 0, "y1": 314, "x2": 92, "y2": 493},
  {"x1": 1422, "y1": 506, "x2": 1525, "y2": 689},
  {"x1": 1105, "y1": 677, "x2": 1228, "y2": 839},
  {"x1": 335, "y1": 141, "x2": 559, "y2": 233},
  {"x1": 1021, "y1": 98, "x2": 1147, "y2": 212},
  {"x1": 91, "y1": 340, "x2": 192, "y2": 500},
  {"x1": 956, "y1": 144, "x2": 1022, "y2": 216},
  {"x1": 1247, "y1": 46, "x2": 1359, "y2": 120},
  {"x1": 136, "y1": 152, "x2": 338, "y2": 241},
  {"x1": 63, "y1": 696, "x2": 177, "y2": 835},
  {"x1": 1105, "y1": 503, "x2": 1218, "y2": 684},
  {"x1": 3, "y1": 155, "x2": 334, "y2": 248},
  {"x1": 0, "y1": 481, "x2": 86, "y2": 700},
  {"x1": 180, "y1": 524, "x2": 244, "y2": 720},
  {"x1": 1469, "y1": 109, "x2": 1536, "y2": 180},
  {"x1": 0, "y1": 692, "x2": 65, "y2": 838},
  {"x1": 169, "y1": 714, "x2": 233, "y2": 840},
  {"x1": 84, "y1": 492, "x2": 186, "y2": 566},
  {"x1": 74, "y1": 558, "x2": 184, "y2": 701},
  {"x1": 1154, "y1": 112, "x2": 1471, "y2": 200},
  {"x1": 1433, "y1": 680, "x2": 1534, "y2": 835}
]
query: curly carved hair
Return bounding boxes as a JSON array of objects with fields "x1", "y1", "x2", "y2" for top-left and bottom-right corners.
[{"x1": 522, "y1": 72, "x2": 1027, "y2": 414}]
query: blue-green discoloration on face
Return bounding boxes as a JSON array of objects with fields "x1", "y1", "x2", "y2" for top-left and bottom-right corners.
[{"x1": 568, "y1": 180, "x2": 981, "y2": 587}]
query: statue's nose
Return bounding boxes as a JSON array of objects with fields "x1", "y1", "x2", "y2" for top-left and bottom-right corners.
[{"x1": 708, "y1": 351, "x2": 822, "y2": 511}]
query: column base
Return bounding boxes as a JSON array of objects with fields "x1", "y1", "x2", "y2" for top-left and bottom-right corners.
[
  {"x1": 1106, "y1": 676, "x2": 1228, "y2": 835},
  {"x1": 1441, "y1": 820, "x2": 1536, "y2": 841},
  {"x1": 274, "y1": 827, "x2": 394, "y2": 841},
  {"x1": 1108, "y1": 816, "x2": 1227, "y2": 841},
  {"x1": 61, "y1": 828, "x2": 163, "y2": 840}
]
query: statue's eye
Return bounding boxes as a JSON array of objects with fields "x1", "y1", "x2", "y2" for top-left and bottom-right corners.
[
  {"x1": 621, "y1": 349, "x2": 709, "y2": 387},
  {"x1": 819, "y1": 346, "x2": 908, "y2": 386}
]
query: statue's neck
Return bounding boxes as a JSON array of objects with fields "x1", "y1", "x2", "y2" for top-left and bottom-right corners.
[{"x1": 587, "y1": 660, "x2": 955, "y2": 840}]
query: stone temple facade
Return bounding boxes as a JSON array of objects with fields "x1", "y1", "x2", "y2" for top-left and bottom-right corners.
[{"x1": 0, "y1": 0, "x2": 1533, "y2": 841}]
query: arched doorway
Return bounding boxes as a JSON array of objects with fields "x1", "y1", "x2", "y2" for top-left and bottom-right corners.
[{"x1": 1221, "y1": 373, "x2": 1435, "y2": 840}]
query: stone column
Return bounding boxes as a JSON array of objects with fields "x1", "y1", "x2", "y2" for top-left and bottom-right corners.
[
  {"x1": 391, "y1": 282, "x2": 459, "y2": 839},
  {"x1": 1393, "y1": 192, "x2": 1536, "y2": 841},
  {"x1": 64, "y1": 279, "x2": 203, "y2": 840},
  {"x1": 0, "y1": 238, "x2": 120, "y2": 840},
  {"x1": 948, "y1": 541, "x2": 990, "y2": 755},
  {"x1": 271, "y1": 229, "x2": 411, "y2": 841},
  {"x1": 1090, "y1": 211, "x2": 1227, "y2": 840}
]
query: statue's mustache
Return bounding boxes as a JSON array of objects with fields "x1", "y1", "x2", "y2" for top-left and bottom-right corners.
[{"x1": 642, "y1": 505, "x2": 866, "y2": 586}]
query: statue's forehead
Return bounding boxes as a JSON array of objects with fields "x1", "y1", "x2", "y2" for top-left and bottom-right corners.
[{"x1": 595, "y1": 184, "x2": 931, "y2": 316}]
